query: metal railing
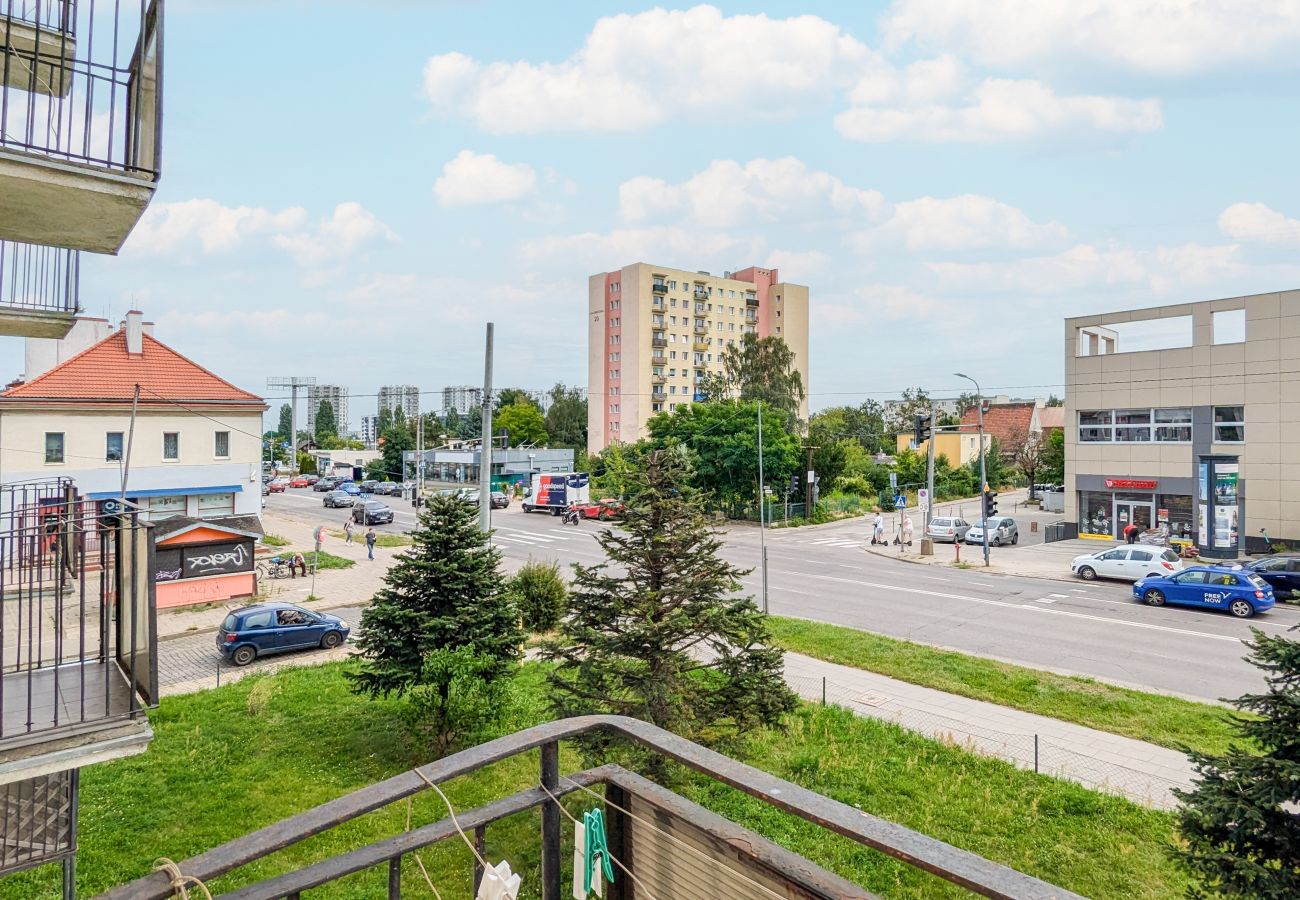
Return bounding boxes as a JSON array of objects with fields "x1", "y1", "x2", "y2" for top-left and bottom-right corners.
[
  {"x1": 0, "y1": 239, "x2": 77, "y2": 314},
  {"x1": 0, "y1": 478, "x2": 157, "y2": 748},
  {"x1": 98, "y1": 715, "x2": 1081, "y2": 900},
  {"x1": 0, "y1": 0, "x2": 163, "y2": 179}
]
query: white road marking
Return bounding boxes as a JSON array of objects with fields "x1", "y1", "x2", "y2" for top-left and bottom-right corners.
[
  {"x1": 1035, "y1": 597, "x2": 1058, "y2": 604},
  {"x1": 1049, "y1": 593, "x2": 1069, "y2": 599}
]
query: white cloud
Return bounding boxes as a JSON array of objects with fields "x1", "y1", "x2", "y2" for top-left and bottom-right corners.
[
  {"x1": 836, "y1": 76, "x2": 1161, "y2": 143},
  {"x1": 434, "y1": 150, "x2": 538, "y2": 207},
  {"x1": 764, "y1": 249, "x2": 831, "y2": 281},
  {"x1": 881, "y1": 0, "x2": 1300, "y2": 76},
  {"x1": 126, "y1": 199, "x2": 395, "y2": 266},
  {"x1": 852, "y1": 194, "x2": 1069, "y2": 252},
  {"x1": 519, "y1": 226, "x2": 764, "y2": 275},
  {"x1": 619, "y1": 157, "x2": 886, "y2": 227},
  {"x1": 1218, "y1": 202, "x2": 1300, "y2": 245},
  {"x1": 422, "y1": 5, "x2": 872, "y2": 133}
]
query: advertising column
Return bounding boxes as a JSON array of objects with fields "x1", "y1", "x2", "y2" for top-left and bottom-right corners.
[{"x1": 1198, "y1": 457, "x2": 1240, "y2": 559}]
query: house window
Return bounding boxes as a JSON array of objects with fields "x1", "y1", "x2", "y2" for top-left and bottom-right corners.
[
  {"x1": 198, "y1": 492, "x2": 235, "y2": 517},
  {"x1": 214, "y1": 431, "x2": 230, "y2": 458},
  {"x1": 44, "y1": 432, "x2": 64, "y2": 464},
  {"x1": 1213, "y1": 406, "x2": 1245, "y2": 443},
  {"x1": 147, "y1": 495, "x2": 187, "y2": 521},
  {"x1": 163, "y1": 432, "x2": 180, "y2": 461},
  {"x1": 106, "y1": 432, "x2": 124, "y2": 462}
]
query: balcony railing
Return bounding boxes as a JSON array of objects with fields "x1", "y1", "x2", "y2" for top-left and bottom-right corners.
[
  {"x1": 0, "y1": 477, "x2": 156, "y2": 752},
  {"x1": 693, "y1": 287, "x2": 708, "y2": 300},
  {"x1": 100, "y1": 716, "x2": 1082, "y2": 900},
  {"x1": 650, "y1": 351, "x2": 665, "y2": 364},
  {"x1": 651, "y1": 281, "x2": 667, "y2": 293},
  {"x1": 651, "y1": 336, "x2": 666, "y2": 348},
  {"x1": 0, "y1": 0, "x2": 164, "y2": 252},
  {"x1": 746, "y1": 295, "x2": 759, "y2": 307},
  {"x1": 693, "y1": 324, "x2": 707, "y2": 335},
  {"x1": 0, "y1": 239, "x2": 78, "y2": 337},
  {"x1": 693, "y1": 339, "x2": 709, "y2": 352}
]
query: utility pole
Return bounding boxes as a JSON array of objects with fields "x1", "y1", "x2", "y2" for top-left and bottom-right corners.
[
  {"x1": 955, "y1": 373, "x2": 990, "y2": 567},
  {"x1": 758, "y1": 401, "x2": 768, "y2": 613},
  {"x1": 805, "y1": 444, "x2": 819, "y2": 516},
  {"x1": 268, "y1": 376, "x2": 316, "y2": 473},
  {"x1": 478, "y1": 323, "x2": 494, "y2": 533},
  {"x1": 925, "y1": 399, "x2": 936, "y2": 534}
]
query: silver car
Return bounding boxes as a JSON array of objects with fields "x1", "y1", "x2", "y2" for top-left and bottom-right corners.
[
  {"x1": 927, "y1": 516, "x2": 971, "y2": 543},
  {"x1": 965, "y1": 517, "x2": 1019, "y2": 546}
]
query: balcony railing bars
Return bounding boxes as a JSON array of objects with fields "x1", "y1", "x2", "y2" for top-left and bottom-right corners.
[
  {"x1": 0, "y1": 239, "x2": 77, "y2": 314},
  {"x1": 0, "y1": 0, "x2": 162, "y2": 178}
]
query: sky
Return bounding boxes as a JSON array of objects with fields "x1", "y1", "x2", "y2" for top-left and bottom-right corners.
[{"x1": 25, "y1": 0, "x2": 1300, "y2": 426}]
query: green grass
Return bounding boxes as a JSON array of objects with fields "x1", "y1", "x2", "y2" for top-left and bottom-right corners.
[
  {"x1": 769, "y1": 616, "x2": 1240, "y2": 756},
  {"x1": 261, "y1": 533, "x2": 290, "y2": 547},
  {"x1": 298, "y1": 550, "x2": 355, "y2": 571},
  {"x1": 0, "y1": 663, "x2": 1192, "y2": 899},
  {"x1": 329, "y1": 529, "x2": 412, "y2": 547}
]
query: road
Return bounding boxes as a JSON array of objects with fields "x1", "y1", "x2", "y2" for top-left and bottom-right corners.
[{"x1": 265, "y1": 489, "x2": 1296, "y2": 704}]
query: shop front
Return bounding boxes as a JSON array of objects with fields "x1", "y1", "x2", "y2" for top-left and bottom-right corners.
[{"x1": 1076, "y1": 477, "x2": 1196, "y2": 547}]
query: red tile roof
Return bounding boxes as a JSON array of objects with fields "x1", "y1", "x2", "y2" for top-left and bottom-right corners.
[
  {"x1": 960, "y1": 402, "x2": 1039, "y2": 451},
  {"x1": 2, "y1": 331, "x2": 264, "y2": 406},
  {"x1": 1039, "y1": 406, "x2": 1064, "y2": 431}
]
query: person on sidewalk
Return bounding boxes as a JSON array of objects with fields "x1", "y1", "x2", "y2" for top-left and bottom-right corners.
[
  {"x1": 365, "y1": 528, "x2": 377, "y2": 560},
  {"x1": 290, "y1": 552, "x2": 307, "y2": 578},
  {"x1": 1123, "y1": 521, "x2": 1140, "y2": 544},
  {"x1": 901, "y1": 514, "x2": 914, "y2": 549},
  {"x1": 870, "y1": 511, "x2": 884, "y2": 546},
  {"x1": 344, "y1": 520, "x2": 354, "y2": 544}
]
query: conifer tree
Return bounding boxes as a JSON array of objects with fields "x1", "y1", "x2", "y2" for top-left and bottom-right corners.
[
  {"x1": 544, "y1": 446, "x2": 795, "y2": 755},
  {"x1": 1174, "y1": 627, "x2": 1300, "y2": 897},
  {"x1": 349, "y1": 493, "x2": 522, "y2": 751}
]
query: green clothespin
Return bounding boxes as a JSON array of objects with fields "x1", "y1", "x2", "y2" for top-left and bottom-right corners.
[{"x1": 583, "y1": 809, "x2": 616, "y2": 895}]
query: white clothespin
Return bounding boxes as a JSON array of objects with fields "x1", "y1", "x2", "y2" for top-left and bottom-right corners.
[{"x1": 476, "y1": 860, "x2": 521, "y2": 900}]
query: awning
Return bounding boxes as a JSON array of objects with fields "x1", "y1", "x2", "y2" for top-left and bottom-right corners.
[{"x1": 85, "y1": 484, "x2": 243, "y2": 500}]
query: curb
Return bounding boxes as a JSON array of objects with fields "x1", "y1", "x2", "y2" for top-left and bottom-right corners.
[{"x1": 862, "y1": 545, "x2": 1084, "y2": 585}]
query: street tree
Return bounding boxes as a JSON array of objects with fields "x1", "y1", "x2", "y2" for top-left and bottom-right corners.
[
  {"x1": 443, "y1": 407, "x2": 461, "y2": 437},
  {"x1": 544, "y1": 447, "x2": 796, "y2": 764},
  {"x1": 376, "y1": 407, "x2": 394, "y2": 439},
  {"x1": 884, "y1": 387, "x2": 933, "y2": 435},
  {"x1": 1009, "y1": 434, "x2": 1045, "y2": 499},
  {"x1": 349, "y1": 494, "x2": 522, "y2": 753},
  {"x1": 496, "y1": 400, "x2": 548, "y2": 446},
  {"x1": 701, "y1": 333, "x2": 805, "y2": 429},
  {"x1": 276, "y1": 403, "x2": 293, "y2": 443},
  {"x1": 378, "y1": 421, "x2": 414, "y2": 481},
  {"x1": 1040, "y1": 430, "x2": 1065, "y2": 483},
  {"x1": 314, "y1": 400, "x2": 337, "y2": 443},
  {"x1": 495, "y1": 388, "x2": 536, "y2": 410},
  {"x1": 967, "y1": 437, "x2": 1008, "y2": 489},
  {"x1": 544, "y1": 383, "x2": 587, "y2": 451},
  {"x1": 459, "y1": 406, "x2": 483, "y2": 441},
  {"x1": 1173, "y1": 627, "x2": 1300, "y2": 897}
]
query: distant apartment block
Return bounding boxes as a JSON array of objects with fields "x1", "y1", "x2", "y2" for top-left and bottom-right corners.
[
  {"x1": 442, "y1": 384, "x2": 483, "y2": 415},
  {"x1": 307, "y1": 383, "x2": 349, "y2": 435},
  {"x1": 587, "y1": 264, "x2": 809, "y2": 453},
  {"x1": 360, "y1": 414, "x2": 378, "y2": 448},
  {"x1": 378, "y1": 383, "x2": 420, "y2": 419}
]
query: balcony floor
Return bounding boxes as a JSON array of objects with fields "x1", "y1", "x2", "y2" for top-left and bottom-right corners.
[{"x1": 1, "y1": 661, "x2": 134, "y2": 747}]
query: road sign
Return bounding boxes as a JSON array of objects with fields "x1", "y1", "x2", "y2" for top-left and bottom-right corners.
[
  {"x1": 313, "y1": 525, "x2": 326, "y2": 543},
  {"x1": 889, "y1": 472, "x2": 898, "y2": 491},
  {"x1": 918, "y1": 488, "x2": 929, "y2": 505},
  {"x1": 894, "y1": 493, "x2": 907, "y2": 509}
]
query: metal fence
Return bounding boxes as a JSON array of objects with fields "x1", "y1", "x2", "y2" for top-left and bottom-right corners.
[{"x1": 0, "y1": 239, "x2": 76, "y2": 314}]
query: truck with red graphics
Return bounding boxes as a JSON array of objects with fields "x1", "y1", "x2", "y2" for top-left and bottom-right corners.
[{"x1": 522, "y1": 472, "x2": 591, "y2": 515}]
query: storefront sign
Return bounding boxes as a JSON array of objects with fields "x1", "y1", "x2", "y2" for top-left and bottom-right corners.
[{"x1": 1104, "y1": 479, "x2": 1157, "y2": 490}]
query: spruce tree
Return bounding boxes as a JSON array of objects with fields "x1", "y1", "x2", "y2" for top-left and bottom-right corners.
[
  {"x1": 544, "y1": 446, "x2": 796, "y2": 757},
  {"x1": 348, "y1": 493, "x2": 522, "y2": 752},
  {"x1": 1174, "y1": 627, "x2": 1300, "y2": 897}
]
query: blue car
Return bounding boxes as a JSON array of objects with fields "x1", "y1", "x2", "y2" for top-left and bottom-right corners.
[
  {"x1": 216, "y1": 602, "x2": 351, "y2": 666},
  {"x1": 337, "y1": 481, "x2": 362, "y2": 496},
  {"x1": 1133, "y1": 566, "x2": 1275, "y2": 618}
]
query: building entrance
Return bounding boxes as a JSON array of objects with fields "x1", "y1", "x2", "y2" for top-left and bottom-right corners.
[{"x1": 1116, "y1": 501, "x2": 1153, "y2": 537}]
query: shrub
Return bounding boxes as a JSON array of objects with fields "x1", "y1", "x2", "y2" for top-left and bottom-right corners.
[
  {"x1": 511, "y1": 559, "x2": 568, "y2": 634},
  {"x1": 835, "y1": 475, "x2": 875, "y2": 497}
]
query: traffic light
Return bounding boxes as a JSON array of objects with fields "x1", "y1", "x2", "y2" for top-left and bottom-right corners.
[
  {"x1": 983, "y1": 488, "x2": 998, "y2": 519},
  {"x1": 913, "y1": 413, "x2": 932, "y2": 447}
]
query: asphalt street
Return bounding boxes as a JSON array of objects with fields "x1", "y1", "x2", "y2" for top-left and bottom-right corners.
[{"x1": 267, "y1": 489, "x2": 1297, "y2": 703}]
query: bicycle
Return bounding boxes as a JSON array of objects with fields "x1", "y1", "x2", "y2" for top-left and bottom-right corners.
[{"x1": 256, "y1": 557, "x2": 292, "y2": 580}]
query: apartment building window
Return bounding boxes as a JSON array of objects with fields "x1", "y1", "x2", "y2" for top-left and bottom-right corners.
[
  {"x1": 44, "y1": 432, "x2": 65, "y2": 464},
  {"x1": 669, "y1": 315, "x2": 677, "y2": 324},
  {"x1": 670, "y1": 386, "x2": 677, "y2": 395},
  {"x1": 214, "y1": 431, "x2": 230, "y2": 458},
  {"x1": 776, "y1": 326, "x2": 782, "y2": 334},
  {"x1": 611, "y1": 317, "x2": 620, "y2": 326},
  {"x1": 668, "y1": 280, "x2": 676, "y2": 289},
  {"x1": 609, "y1": 387, "x2": 620, "y2": 396},
  {"x1": 777, "y1": 310, "x2": 782, "y2": 317},
  {"x1": 1213, "y1": 406, "x2": 1245, "y2": 443},
  {"x1": 728, "y1": 322, "x2": 735, "y2": 331},
  {"x1": 163, "y1": 432, "x2": 180, "y2": 461},
  {"x1": 610, "y1": 335, "x2": 620, "y2": 345},
  {"x1": 106, "y1": 431, "x2": 124, "y2": 461},
  {"x1": 652, "y1": 403, "x2": 663, "y2": 412},
  {"x1": 1079, "y1": 409, "x2": 1193, "y2": 443},
  {"x1": 671, "y1": 298, "x2": 677, "y2": 307},
  {"x1": 668, "y1": 368, "x2": 676, "y2": 376},
  {"x1": 670, "y1": 351, "x2": 677, "y2": 359}
]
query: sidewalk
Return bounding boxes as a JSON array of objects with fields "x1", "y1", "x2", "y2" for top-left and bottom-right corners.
[
  {"x1": 863, "y1": 536, "x2": 1094, "y2": 582},
  {"x1": 782, "y1": 651, "x2": 1193, "y2": 809}
]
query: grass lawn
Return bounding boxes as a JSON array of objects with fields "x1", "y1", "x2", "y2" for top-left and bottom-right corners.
[
  {"x1": 297, "y1": 550, "x2": 355, "y2": 571},
  {"x1": 261, "y1": 534, "x2": 290, "y2": 547},
  {"x1": 329, "y1": 529, "x2": 412, "y2": 547},
  {"x1": 769, "y1": 616, "x2": 1240, "y2": 756},
  {"x1": 0, "y1": 663, "x2": 1191, "y2": 899}
]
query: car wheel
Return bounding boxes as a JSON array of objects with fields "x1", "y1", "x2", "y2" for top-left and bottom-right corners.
[
  {"x1": 1077, "y1": 566, "x2": 1096, "y2": 581},
  {"x1": 1011, "y1": 533, "x2": 1018, "y2": 545},
  {"x1": 232, "y1": 645, "x2": 256, "y2": 666},
  {"x1": 1143, "y1": 588, "x2": 1166, "y2": 607},
  {"x1": 321, "y1": 630, "x2": 343, "y2": 649},
  {"x1": 1229, "y1": 599, "x2": 1255, "y2": 619}
]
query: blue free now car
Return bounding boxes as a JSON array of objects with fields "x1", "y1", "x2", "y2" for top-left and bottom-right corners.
[
  {"x1": 1133, "y1": 566, "x2": 1275, "y2": 618},
  {"x1": 216, "y1": 603, "x2": 351, "y2": 666}
]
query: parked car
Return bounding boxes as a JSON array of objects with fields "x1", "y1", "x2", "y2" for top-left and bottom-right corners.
[
  {"x1": 217, "y1": 603, "x2": 351, "y2": 666},
  {"x1": 490, "y1": 491, "x2": 510, "y2": 509},
  {"x1": 337, "y1": 481, "x2": 362, "y2": 497},
  {"x1": 965, "y1": 517, "x2": 1018, "y2": 546},
  {"x1": 370, "y1": 481, "x2": 393, "y2": 496},
  {"x1": 313, "y1": 477, "x2": 338, "y2": 492},
  {"x1": 323, "y1": 490, "x2": 355, "y2": 508},
  {"x1": 926, "y1": 516, "x2": 970, "y2": 543},
  {"x1": 267, "y1": 478, "x2": 288, "y2": 493},
  {"x1": 352, "y1": 500, "x2": 395, "y2": 525},
  {"x1": 1243, "y1": 554, "x2": 1300, "y2": 598},
  {"x1": 1133, "y1": 566, "x2": 1275, "y2": 618},
  {"x1": 303, "y1": 474, "x2": 320, "y2": 485},
  {"x1": 578, "y1": 498, "x2": 625, "y2": 520},
  {"x1": 359, "y1": 480, "x2": 379, "y2": 494},
  {"x1": 289, "y1": 475, "x2": 311, "y2": 488},
  {"x1": 1072, "y1": 546, "x2": 1184, "y2": 582}
]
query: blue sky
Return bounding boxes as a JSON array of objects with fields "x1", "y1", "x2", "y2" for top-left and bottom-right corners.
[{"x1": 49, "y1": 1, "x2": 1300, "y2": 425}]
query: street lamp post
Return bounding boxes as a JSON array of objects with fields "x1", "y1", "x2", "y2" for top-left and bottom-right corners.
[{"x1": 955, "y1": 373, "x2": 990, "y2": 568}]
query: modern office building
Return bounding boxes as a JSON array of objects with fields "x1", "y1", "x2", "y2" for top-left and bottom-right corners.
[
  {"x1": 1065, "y1": 290, "x2": 1300, "y2": 556},
  {"x1": 306, "y1": 383, "x2": 349, "y2": 435},
  {"x1": 586, "y1": 264, "x2": 809, "y2": 452},
  {"x1": 442, "y1": 384, "x2": 482, "y2": 415},
  {"x1": 378, "y1": 383, "x2": 419, "y2": 419}
]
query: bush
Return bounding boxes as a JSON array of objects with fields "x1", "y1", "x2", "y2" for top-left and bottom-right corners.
[
  {"x1": 835, "y1": 475, "x2": 875, "y2": 497},
  {"x1": 511, "y1": 559, "x2": 568, "y2": 634}
]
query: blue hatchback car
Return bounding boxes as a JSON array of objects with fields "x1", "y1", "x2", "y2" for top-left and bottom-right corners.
[
  {"x1": 337, "y1": 481, "x2": 362, "y2": 496},
  {"x1": 1133, "y1": 566, "x2": 1275, "y2": 618},
  {"x1": 216, "y1": 602, "x2": 351, "y2": 666}
]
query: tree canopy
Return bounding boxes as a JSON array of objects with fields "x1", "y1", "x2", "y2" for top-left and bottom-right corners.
[
  {"x1": 701, "y1": 333, "x2": 805, "y2": 429},
  {"x1": 544, "y1": 383, "x2": 587, "y2": 451},
  {"x1": 313, "y1": 400, "x2": 337, "y2": 443},
  {"x1": 495, "y1": 388, "x2": 537, "y2": 410},
  {"x1": 495, "y1": 400, "x2": 548, "y2": 446},
  {"x1": 276, "y1": 403, "x2": 293, "y2": 443}
]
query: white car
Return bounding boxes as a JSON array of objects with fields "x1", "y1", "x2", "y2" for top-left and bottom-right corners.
[
  {"x1": 965, "y1": 517, "x2": 1019, "y2": 546},
  {"x1": 1071, "y1": 545, "x2": 1184, "y2": 582},
  {"x1": 927, "y1": 516, "x2": 971, "y2": 543}
]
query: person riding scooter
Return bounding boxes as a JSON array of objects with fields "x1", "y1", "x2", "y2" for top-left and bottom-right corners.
[{"x1": 561, "y1": 503, "x2": 581, "y2": 526}]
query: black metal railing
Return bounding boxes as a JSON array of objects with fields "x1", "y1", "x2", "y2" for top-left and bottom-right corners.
[
  {"x1": 98, "y1": 715, "x2": 1083, "y2": 900},
  {"x1": 0, "y1": 239, "x2": 77, "y2": 314},
  {"x1": 0, "y1": 0, "x2": 162, "y2": 179},
  {"x1": 0, "y1": 478, "x2": 156, "y2": 748}
]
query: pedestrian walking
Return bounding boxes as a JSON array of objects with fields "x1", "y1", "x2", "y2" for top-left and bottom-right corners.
[
  {"x1": 901, "y1": 514, "x2": 914, "y2": 548},
  {"x1": 365, "y1": 528, "x2": 377, "y2": 560},
  {"x1": 870, "y1": 511, "x2": 884, "y2": 546},
  {"x1": 344, "y1": 520, "x2": 354, "y2": 544}
]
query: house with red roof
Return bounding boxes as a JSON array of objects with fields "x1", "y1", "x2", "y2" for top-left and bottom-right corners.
[
  {"x1": 0, "y1": 311, "x2": 268, "y2": 521},
  {"x1": 960, "y1": 401, "x2": 1043, "y2": 456}
]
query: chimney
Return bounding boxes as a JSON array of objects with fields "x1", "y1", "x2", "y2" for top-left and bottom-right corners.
[{"x1": 124, "y1": 310, "x2": 144, "y2": 355}]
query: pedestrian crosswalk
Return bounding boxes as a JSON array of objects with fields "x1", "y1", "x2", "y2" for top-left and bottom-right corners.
[
  {"x1": 806, "y1": 537, "x2": 863, "y2": 549},
  {"x1": 491, "y1": 527, "x2": 580, "y2": 547}
]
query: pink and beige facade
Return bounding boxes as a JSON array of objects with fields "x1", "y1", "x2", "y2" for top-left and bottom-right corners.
[{"x1": 587, "y1": 263, "x2": 809, "y2": 452}]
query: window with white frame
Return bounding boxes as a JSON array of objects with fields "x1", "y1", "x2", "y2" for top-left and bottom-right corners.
[
  {"x1": 163, "y1": 432, "x2": 180, "y2": 461},
  {"x1": 1213, "y1": 406, "x2": 1244, "y2": 442},
  {"x1": 214, "y1": 431, "x2": 230, "y2": 458},
  {"x1": 198, "y1": 492, "x2": 235, "y2": 517},
  {"x1": 1078, "y1": 408, "x2": 1192, "y2": 443},
  {"x1": 44, "y1": 432, "x2": 64, "y2": 464}
]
